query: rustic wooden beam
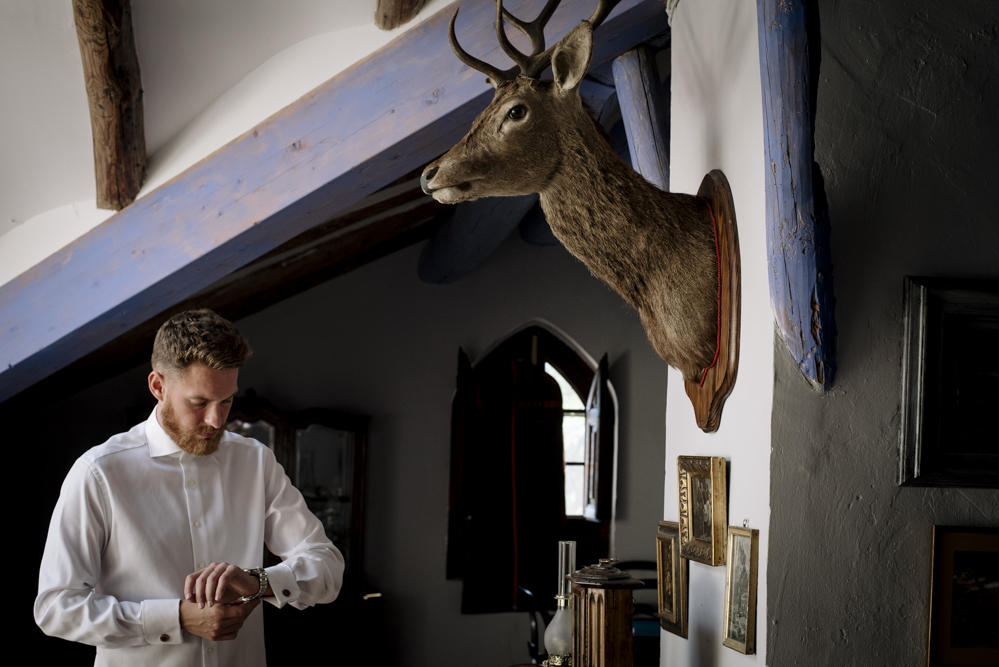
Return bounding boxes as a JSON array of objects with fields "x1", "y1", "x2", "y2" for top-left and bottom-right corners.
[
  {"x1": 612, "y1": 45, "x2": 670, "y2": 191},
  {"x1": 757, "y1": 0, "x2": 836, "y2": 390},
  {"x1": 72, "y1": 0, "x2": 146, "y2": 210},
  {"x1": 0, "y1": 0, "x2": 671, "y2": 405},
  {"x1": 375, "y1": 0, "x2": 429, "y2": 30}
]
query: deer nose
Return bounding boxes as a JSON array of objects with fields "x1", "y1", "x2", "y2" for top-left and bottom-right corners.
[{"x1": 421, "y1": 166, "x2": 439, "y2": 195}]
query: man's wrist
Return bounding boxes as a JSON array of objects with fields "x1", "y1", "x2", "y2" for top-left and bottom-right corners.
[{"x1": 240, "y1": 568, "x2": 269, "y2": 602}]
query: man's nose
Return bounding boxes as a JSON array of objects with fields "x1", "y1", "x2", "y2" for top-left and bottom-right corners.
[{"x1": 204, "y1": 405, "x2": 223, "y2": 429}]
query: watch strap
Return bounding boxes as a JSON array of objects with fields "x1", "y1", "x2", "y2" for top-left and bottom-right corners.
[{"x1": 240, "y1": 567, "x2": 268, "y2": 603}]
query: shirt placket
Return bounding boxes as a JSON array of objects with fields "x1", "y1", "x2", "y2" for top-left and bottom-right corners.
[{"x1": 180, "y1": 453, "x2": 219, "y2": 667}]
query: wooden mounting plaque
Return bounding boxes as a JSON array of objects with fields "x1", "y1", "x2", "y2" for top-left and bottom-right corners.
[{"x1": 684, "y1": 170, "x2": 741, "y2": 433}]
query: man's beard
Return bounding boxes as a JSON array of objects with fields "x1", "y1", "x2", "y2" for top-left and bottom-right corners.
[{"x1": 160, "y1": 401, "x2": 224, "y2": 456}]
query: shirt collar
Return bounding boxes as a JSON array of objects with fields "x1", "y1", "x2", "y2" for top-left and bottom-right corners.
[{"x1": 145, "y1": 406, "x2": 183, "y2": 457}]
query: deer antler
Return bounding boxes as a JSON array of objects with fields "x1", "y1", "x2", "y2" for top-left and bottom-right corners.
[
  {"x1": 449, "y1": 8, "x2": 519, "y2": 87},
  {"x1": 449, "y1": 0, "x2": 621, "y2": 85}
]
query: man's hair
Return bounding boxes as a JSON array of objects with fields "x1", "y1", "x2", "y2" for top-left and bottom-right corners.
[{"x1": 151, "y1": 309, "x2": 253, "y2": 373}]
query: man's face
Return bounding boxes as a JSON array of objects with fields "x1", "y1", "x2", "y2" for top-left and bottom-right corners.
[{"x1": 148, "y1": 363, "x2": 239, "y2": 456}]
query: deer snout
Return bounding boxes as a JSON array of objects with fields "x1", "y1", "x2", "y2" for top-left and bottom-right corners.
[{"x1": 421, "y1": 166, "x2": 439, "y2": 195}]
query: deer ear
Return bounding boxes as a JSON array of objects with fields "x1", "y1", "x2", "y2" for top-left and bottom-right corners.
[{"x1": 552, "y1": 22, "x2": 593, "y2": 94}]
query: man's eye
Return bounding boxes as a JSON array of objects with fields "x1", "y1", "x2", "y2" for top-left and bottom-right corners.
[{"x1": 508, "y1": 105, "x2": 527, "y2": 120}]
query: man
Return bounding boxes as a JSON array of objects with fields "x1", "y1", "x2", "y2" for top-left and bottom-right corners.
[{"x1": 35, "y1": 309, "x2": 344, "y2": 666}]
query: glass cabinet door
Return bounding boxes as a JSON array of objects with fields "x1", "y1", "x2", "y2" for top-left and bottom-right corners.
[{"x1": 296, "y1": 424, "x2": 355, "y2": 570}]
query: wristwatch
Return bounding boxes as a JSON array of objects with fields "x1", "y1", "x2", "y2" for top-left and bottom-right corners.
[{"x1": 240, "y1": 567, "x2": 269, "y2": 603}]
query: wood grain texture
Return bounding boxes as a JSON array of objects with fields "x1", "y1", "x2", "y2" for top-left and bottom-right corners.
[
  {"x1": 375, "y1": 0, "x2": 429, "y2": 31},
  {"x1": 612, "y1": 46, "x2": 669, "y2": 191},
  {"x1": 72, "y1": 0, "x2": 146, "y2": 209},
  {"x1": 0, "y1": 0, "x2": 670, "y2": 405},
  {"x1": 684, "y1": 170, "x2": 741, "y2": 432},
  {"x1": 757, "y1": 0, "x2": 836, "y2": 390}
]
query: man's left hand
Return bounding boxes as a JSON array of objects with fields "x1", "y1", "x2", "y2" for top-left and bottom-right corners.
[{"x1": 184, "y1": 562, "x2": 272, "y2": 607}]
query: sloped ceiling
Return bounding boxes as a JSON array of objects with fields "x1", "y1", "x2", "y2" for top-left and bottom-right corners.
[{"x1": 0, "y1": 0, "x2": 396, "y2": 238}]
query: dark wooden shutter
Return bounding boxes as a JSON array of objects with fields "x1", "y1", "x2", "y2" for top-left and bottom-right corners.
[
  {"x1": 584, "y1": 354, "x2": 615, "y2": 521},
  {"x1": 446, "y1": 348, "x2": 473, "y2": 580}
]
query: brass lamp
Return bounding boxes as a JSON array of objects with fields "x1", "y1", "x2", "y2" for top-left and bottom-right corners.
[{"x1": 568, "y1": 558, "x2": 644, "y2": 667}]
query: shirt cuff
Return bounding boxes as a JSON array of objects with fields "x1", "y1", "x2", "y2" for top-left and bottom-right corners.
[
  {"x1": 264, "y1": 563, "x2": 299, "y2": 608},
  {"x1": 141, "y1": 599, "x2": 183, "y2": 645}
]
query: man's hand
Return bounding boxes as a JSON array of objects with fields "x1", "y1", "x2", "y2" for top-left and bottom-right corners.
[
  {"x1": 184, "y1": 562, "x2": 272, "y2": 608},
  {"x1": 179, "y1": 597, "x2": 261, "y2": 641}
]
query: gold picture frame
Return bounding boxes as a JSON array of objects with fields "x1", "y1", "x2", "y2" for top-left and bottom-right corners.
[
  {"x1": 677, "y1": 456, "x2": 727, "y2": 565},
  {"x1": 722, "y1": 526, "x2": 759, "y2": 654},
  {"x1": 657, "y1": 521, "x2": 688, "y2": 638},
  {"x1": 927, "y1": 525, "x2": 999, "y2": 666}
]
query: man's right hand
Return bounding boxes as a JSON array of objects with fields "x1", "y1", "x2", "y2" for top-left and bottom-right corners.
[{"x1": 179, "y1": 597, "x2": 261, "y2": 641}]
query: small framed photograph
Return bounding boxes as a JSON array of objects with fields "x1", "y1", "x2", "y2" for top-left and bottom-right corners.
[
  {"x1": 927, "y1": 526, "x2": 999, "y2": 666},
  {"x1": 723, "y1": 526, "x2": 759, "y2": 655},
  {"x1": 677, "y1": 456, "x2": 727, "y2": 565},
  {"x1": 899, "y1": 277, "x2": 999, "y2": 488},
  {"x1": 657, "y1": 521, "x2": 688, "y2": 638}
]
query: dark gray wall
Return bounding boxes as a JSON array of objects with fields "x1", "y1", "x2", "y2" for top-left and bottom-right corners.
[
  {"x1": 234, "y1": 233, "x2": 667, "y2": 666},
  {"x1": 767, "y1": 1, "x2": 999, "y2": 665}
]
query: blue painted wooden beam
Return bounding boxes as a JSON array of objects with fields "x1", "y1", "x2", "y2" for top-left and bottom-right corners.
[
  {"x1": 612, "y1": 45, "x2": 670, "y2": 191},
  {"x1": 0, "y1": 0, "x2": 670, "y2": 403},
  {"x1": 757, "y1": 0, "x2": 836, "y2": 390}
]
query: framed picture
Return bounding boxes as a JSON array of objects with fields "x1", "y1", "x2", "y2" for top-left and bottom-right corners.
[
  {"x1": 677, "y1": 456, "x2": 727, "y2": 565},
  {"x1": 927, "y1": 526, "x2": 999, "y2": 666},
  {"x1": 657, "y1": 521, "x2": 688, "y2": 638},
  {"x1": 899, "y1": 277, "x2": 999, "y2": 488},
  {"x1": 723, "y1": 526, "x2": 759, "y2": 655}
]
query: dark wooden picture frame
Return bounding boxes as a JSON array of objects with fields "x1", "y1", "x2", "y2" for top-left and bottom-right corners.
[
  {"x1": 657, "y1": 521, "x2": 688, "y2": 638},
  {"x1": 677, "y1": 456, "x2": 728, "y2": 566},
  {"x1": 927, "y1": 526, "x2": 999, "y2": 666},
  {"x1": 899, "y1": 277, "x2": 999, "y2": 488}
]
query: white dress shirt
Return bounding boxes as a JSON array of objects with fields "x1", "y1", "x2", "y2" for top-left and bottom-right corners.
[{"x1": 35, "y1": 409, "x2": 344, "y2": 666}]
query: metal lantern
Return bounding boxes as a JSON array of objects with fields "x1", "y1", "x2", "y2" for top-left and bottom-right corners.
[{"x1": 568, "y1": 558, "x2": 644, "y2": 667}]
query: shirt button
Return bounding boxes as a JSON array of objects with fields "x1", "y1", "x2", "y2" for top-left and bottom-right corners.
[
  {"x1": 207, "y1": 648, "x2": 214, "y2": 654},
  {"x1": 194, "y1": 520, "x2": 201, "y2": 527},
  {"x1": 282, "y1": 589, "x2": 291, "y2": 597},
  {"x1": 199, "y1": 562, "x2": 205, "y2": 568},
  {"x1": 159, "y1": 634, "x2": 170, "y2": 642},
  {"x1": 187, "y1": 480, "x2": 195, "y2": 487}
]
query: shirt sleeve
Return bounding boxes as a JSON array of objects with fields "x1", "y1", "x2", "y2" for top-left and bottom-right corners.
[
  {"x1": 261, "y1": 449, "x2": 345, "y2": 610},
  {"x1": 34, "y1": 458, "x2": 183, "y2": 647}
]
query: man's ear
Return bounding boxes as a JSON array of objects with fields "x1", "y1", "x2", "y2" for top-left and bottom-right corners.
[
  {"x1": 148, "y1": 370, "x2": 166, "y2": 401},
  {"x1": 552, "y1": 22, "x2": 593, "y2": 95}
]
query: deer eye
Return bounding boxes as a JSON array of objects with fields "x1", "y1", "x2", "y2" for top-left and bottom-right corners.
[{"x1": 507, "y1": 105, "x2": 527, "y2": 120}]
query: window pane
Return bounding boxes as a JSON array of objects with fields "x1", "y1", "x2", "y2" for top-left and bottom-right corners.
[
  {"x1": 545, "y1": 362, "x2": 585, "y2": 411},
  {"x1": 565, "y1": 464, "x2": 584, "y2": 516},
  {"x1": 563, "y1": 414, "x2": 585, "y2": 463}
]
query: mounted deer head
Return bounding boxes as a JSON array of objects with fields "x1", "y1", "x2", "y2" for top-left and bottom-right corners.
[{"x1": 422, "y1": 0, "x2": 731, "y2": 394}]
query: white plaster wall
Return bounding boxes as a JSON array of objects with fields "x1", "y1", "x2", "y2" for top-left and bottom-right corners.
[{"x1": 663, "y1": 1, "x2": 771, "y2": 665}]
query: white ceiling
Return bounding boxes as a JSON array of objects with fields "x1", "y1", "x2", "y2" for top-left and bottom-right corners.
[{"x1": 0, "y1": 0, "x2": 407, "y2": 239}]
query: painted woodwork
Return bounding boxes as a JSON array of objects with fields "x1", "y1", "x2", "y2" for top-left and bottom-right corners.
[
  {"x1": 684, "y1": 170, "x2": 741, "y2": 432},
  {"x1": 757, "y1": 0, "x2": 836, "y2": 390},
  {"x1": 0, "y1": 178, "x2": 447, "y2": 419},
  {"x1": 612, "y1": 46, "x2": 669, "y2": 191},
  {"x1": 72, "y1": 0, "x2": 146, "y2": 210},
  {"x1": 0, "y1": 0, "x2": 671, "y2": 405},
  {"x1": 375, "y1": 0, "x2": 429, "y2": 30}
]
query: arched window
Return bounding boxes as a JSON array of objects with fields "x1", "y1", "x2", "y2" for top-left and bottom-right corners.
[{"x1": 446, "y1": 321, "x2": 617, "y2": 614}]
